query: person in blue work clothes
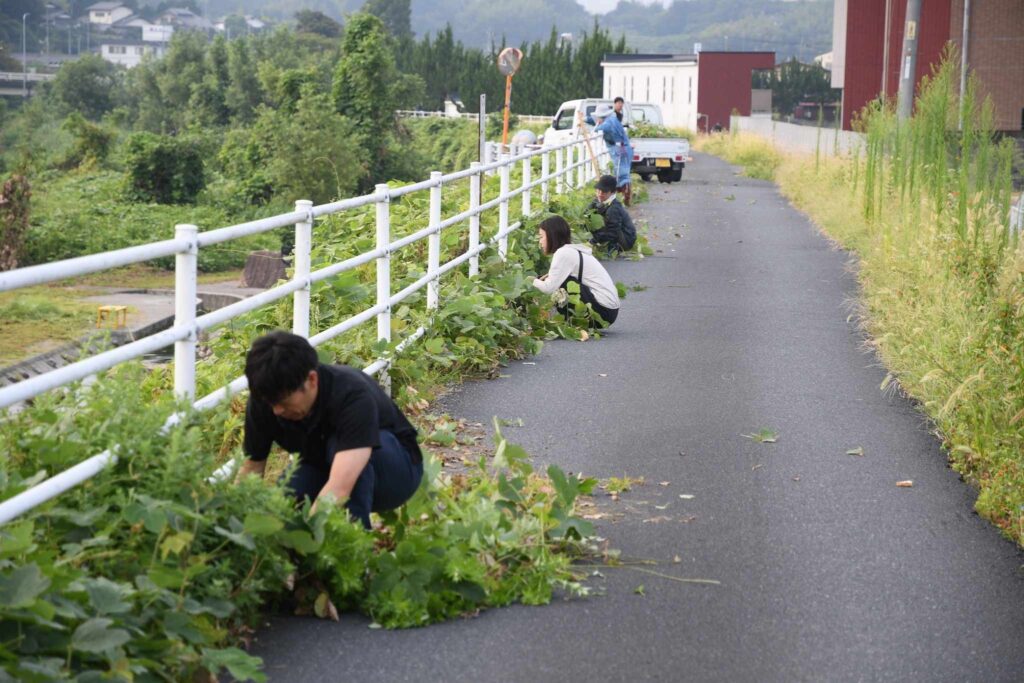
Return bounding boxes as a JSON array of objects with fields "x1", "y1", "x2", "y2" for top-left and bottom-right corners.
[
  {"x1": 236, "y1": 331, "x2": 423, "y2": 528},
  {"x1": 585, "y1": 103, "x2": 633, "y2": 206}
]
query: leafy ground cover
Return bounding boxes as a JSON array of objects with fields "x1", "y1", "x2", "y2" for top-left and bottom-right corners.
[
  {"x1": 0, "y1": 172, "x2": 652, "y2": 680},
  {"x1": 699, "y1": 57, "x2": 1024, "y2": 547}
]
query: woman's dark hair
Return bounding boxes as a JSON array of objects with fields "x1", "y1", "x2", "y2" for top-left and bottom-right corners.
[
  {"x1": 538, "y1": 215, "x2": 572, "y2": 255},
  {"x1": 245, "y1": 331, "x2": 319, "y2": 404}
]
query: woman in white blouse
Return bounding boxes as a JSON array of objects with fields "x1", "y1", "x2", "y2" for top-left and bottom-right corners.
[{"x1": 532, "y1": 215, "x2": 620, "y2": 326}]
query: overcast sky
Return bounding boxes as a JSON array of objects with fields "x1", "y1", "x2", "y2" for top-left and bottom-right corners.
[{"x1": 576, "y1": 0, "x2": 670, "y2": 14}]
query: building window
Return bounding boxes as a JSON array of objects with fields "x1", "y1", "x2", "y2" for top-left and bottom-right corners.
[
  {"x1": 662, "y1": 76, "x2": 667, "y2": 103},
  {"x1": 688, "y1": 76, "x2": 693, "y2": 104},
  {"x1": 622, "y1": 76, "x2": 626, "y2": 96},
  {"x1": 135, "y1": 47, "x2": 144, "y2": 54},
  {"x1": 108, "y1": 45, "x2": 126, "y2": 54},
  {"x1": 645, "y1": 77, "x2": 650, "y2": 102},
  {"x1": 630, "y1": 76, "x2": 634, "y2": 100},
  {"x1": 671, "y1": 77, "x2": 675, "y2": 103}
]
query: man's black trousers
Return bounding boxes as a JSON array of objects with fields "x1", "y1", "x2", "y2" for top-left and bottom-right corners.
[{"x1": 285, "y1": 430, "x2": 423, "y2": 528}]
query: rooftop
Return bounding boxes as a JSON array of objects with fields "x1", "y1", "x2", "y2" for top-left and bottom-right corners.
[{"x1": 88, "y1": 1, "x2": 127, "y2": 10}]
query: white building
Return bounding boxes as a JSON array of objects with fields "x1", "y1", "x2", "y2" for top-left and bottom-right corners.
[
  {"x1": 87, "y1": 2, "x2": 133, "y2": 25},
  {"x1": 100, "y1": 41, "x2": 167, "y2": 68},
  {"x1": 142, "y1": 24, "x2": 174, "y2": 42},
  {"x1": 601, "y1": 54, "x2": 700, "y2": 130}
]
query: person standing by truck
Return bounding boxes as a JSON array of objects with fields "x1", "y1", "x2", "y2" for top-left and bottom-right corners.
[
  {"x1": 613, "y1": 96, "x2": 627, "y2": 125},
  {"x1": 587, "y1": 104, "x2": 633, "y2": 206}
]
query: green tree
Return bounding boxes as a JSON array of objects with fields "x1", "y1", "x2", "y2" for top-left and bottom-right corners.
[
  {"x1": 332, "y1": 13, "x2": 397, "y2": 146},
  {"x1": 362, "y1": 0, "x2": 411, "y2": 39},
  {"x1": 49, "y1": 55, "x2": 120, "y2": 120},
  {"x1": 295, "y1": 9, "x2": 342, "y2": 37},
  {"x1": 226, "y1": 38, "x2": 263, "y2": 122},
  {"x1": 220, "y1": 93, "x2": 368, "y2": 205}
]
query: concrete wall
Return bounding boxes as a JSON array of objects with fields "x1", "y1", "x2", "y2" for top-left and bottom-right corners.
[
  {"x1": 731, "y1": 115, "x2": 866, "y2": 157},
  {"x1": 602, "y1": 61, "x2": 699, "y2": 130}
]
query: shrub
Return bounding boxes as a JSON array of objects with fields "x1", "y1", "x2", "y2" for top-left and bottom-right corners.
[
  {"x1": 123, "y1": 132, "x2": 206, "y2": 204},
  {"x1": 0, "y1": 173, "x2": 31, "y2": 271},
  {"x1": 60, "y1": 113, "x2": 114, "y2": 170}
]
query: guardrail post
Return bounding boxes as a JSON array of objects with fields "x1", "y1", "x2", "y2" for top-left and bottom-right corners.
[
  {"x1": 174, "y1": 224, "x2": 198, "y2": 401},
  {"x1": 498, "y1": 154, "x2": 510, "y2": 260},
  {"x1": 292, "y1": 199, "x2": 313, "y2": 337},
  {"x1": 375, "y1": 184, "x2": 391, "y2": 392},
  {"x1": 469, "y1": 162, "x2": 481, "y2": 277},
  {"x1": 522, "y1": 154, "x2": 532, "y2": 218},
  {"x1": 577, "y1": 140, "x2": 586, "y2": 188},
  {"x1": 427, "y1": 171, "x2": 443, "y2": 309},
  {"x1": 556, "y1": 145, "x2": 565, "y2": 194},
  {"x1": 541, "y1": 150, "x2": 550, "y2": 204}
]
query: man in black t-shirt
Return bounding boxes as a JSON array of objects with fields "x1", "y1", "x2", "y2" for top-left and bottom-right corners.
[{"x1": 237, "y1": 331, "x2": 423, "y2": 528}]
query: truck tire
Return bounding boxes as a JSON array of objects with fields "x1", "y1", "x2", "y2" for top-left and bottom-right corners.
[
  {"x1": 672, "y1": 167, "x2": 683, "y2": 182},
  {"x1": 657, "y1": 169, "x2": 673, "y2": 183},
  {"x1": 639, "y1": 173, "x2": 652, "y2": 182}
]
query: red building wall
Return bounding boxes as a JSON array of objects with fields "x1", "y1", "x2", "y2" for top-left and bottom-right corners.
[
  {"x1": 696, "y1": 52, "x2": 775, "y2": 132},
  {"x1": 841, "y1": 0, "x2": 952, "y2": 130}
]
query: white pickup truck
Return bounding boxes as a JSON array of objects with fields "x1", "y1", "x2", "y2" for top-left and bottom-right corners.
[{"x1": 542, "y1": 99, "x2": 690, "y2": 184}]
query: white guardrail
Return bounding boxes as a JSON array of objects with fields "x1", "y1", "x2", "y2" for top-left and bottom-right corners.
[
  {"x1": 0, "y1": 134, "x2": 608, "y2": 524},
  {"x1": 396, "y1": 110, "x2": 552, "y2": 125}
]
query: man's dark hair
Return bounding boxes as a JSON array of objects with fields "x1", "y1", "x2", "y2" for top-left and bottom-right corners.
[
  {"x1": 613, "y1": 97, "x2": 624, "y2": 104},
  {"x1": 539, "y1": 215, "x2": 572, "y2": 255},
  {"x1": 595, "y1": 174, "x2": 617, "y2": 193},
  {"x1": 245, "y1": 331, "x2": 319, "y2": 404}
]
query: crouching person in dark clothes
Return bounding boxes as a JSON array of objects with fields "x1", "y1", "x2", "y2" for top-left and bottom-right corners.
[
  {"x1": 236, "y1": 331, "x2": 423, "y2": 528},
  {"x1": 589, "y1": 175, "x2": 637, "y2": 254}
]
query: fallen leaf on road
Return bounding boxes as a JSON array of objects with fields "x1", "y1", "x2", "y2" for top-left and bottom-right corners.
[
  {"x1": 654, "y1": 504, "x2": 670, "y2": 510},
  {"x1": 672, "y1": 555, "x2": 682, "y2": 564},
  {"x1": 792, "y1": 475, "x2": 801, "y2": 482},
  {"x1": 642, "y1": 516, "x2": 672, "y2": 524},
  {"x1": 743, "y1": 428, "x2": 779, "y2": 444},
  {"x1": 678, "y1": 516, "x2": 697, "y2": 523},
  {"x1": 634, "y1": 585, "x2": 646, "y2": 596},
  {"x1": 598, "y1": 373, "x2": 608, "y2": 377},
  {"x1": 846, "y1": 447, "x2": 865, "y2": 456},
  {"x1": 679, "y1": 494, "x2": 694, "y2": 500},
  {"x1": 522, "y1": 362, "x2": 536, "y2": 365},
  {"x1": 678, "y1": 450, "x2": 686, "y2": 457},
  {"x1": 659, "y1": 481, "x2": 670, "y2": 486},
  {"x1": 896, "y1": 480, "x2": 914, "y2": 488},
  {"x1": 751, "y1": 463, "x2": 764, "y2": 471}
]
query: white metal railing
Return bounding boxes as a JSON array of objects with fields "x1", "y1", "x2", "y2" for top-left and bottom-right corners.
[
  {"x1": 396, "y1": 109, "x2": 552, "y2": 125},
  {"x1": 0, "y1": 71, "x2": 56, "y2": 83},
  {"x1": 0, "y1": 133, "x2": 607, "y2": 524}
]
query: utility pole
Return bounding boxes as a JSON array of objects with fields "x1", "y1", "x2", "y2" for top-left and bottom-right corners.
[
  {"x1": 958, "y1": 0, "x2": 972, "y2": 129},
  {"x1": 22, "y1": 13, "x2": 29, "y2": 97},
  {"x1": 896, "y1": 0, "x2": 922, "y2": 120}
]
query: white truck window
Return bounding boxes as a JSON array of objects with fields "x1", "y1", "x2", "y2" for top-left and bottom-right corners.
[{"x1": 553, "y1": 109, "x2": 574, "y2": 131}]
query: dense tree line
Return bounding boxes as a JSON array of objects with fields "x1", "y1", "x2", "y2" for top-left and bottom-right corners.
[{"x1": 394, "y1": 22, "x2": 627, "y2": 116}]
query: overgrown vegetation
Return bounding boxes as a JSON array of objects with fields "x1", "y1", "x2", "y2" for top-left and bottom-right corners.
[
  {"x1": 701, "y1": 55, "x2": 1024, "y2": 547},
  {"x1": 696, "y1": 131, "x2": 781, "y2": 181},
  {"x1": 0, "y1": 164, "x2": 648, "y2": 678}
]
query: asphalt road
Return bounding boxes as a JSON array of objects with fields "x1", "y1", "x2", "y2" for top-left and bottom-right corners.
[{"x1": 251, "y1": 153, "x2": 1024, "y2": 682}]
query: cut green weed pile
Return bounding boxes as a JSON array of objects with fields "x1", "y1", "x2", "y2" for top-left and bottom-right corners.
[{"x1": 702, "y1": 52, "x2": 1024, "y2": 548}]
